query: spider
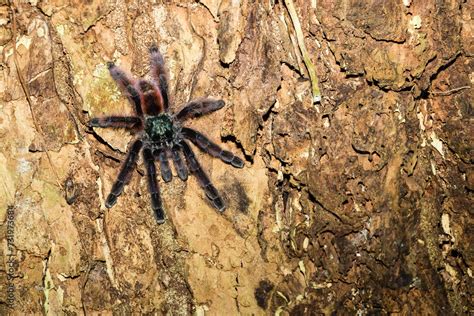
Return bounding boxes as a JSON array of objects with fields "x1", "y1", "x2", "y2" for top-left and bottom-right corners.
[{"x1": 89, "y1": 44, "x2": 244, "y2": 223}]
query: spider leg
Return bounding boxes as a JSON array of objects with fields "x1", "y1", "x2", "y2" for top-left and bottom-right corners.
[
  {"x1": 149, "y1": 45, "x2": 169, "y2": 111},
  {"x1": 153, "y1": 148, "x2": 172, "y2": 183},
  {"x1": 175, "y1": 99, "x2": 225, "y2": 122},
  {"x1": 171, "y1": 144, "x2": 188, "y2": 181},
  {"x1": 89, "y1": 116, "x2": 142, "y2": 129},
  {"x1": 182, "y1": 127, "x2": 244, "y2": 168},
  {"x1": 105, "y1": 139, "x2": 143, "y2": 209},
  {"x1": 107, "y1": 63, "x2": 143, "y2": 117},
  {"x1": 181, "y1": 140, "x2": 225, "y2": 211},
  {"x1": 143, "y1": 147, "x2": 165, "y2": 223},
  {"x1": 138, "y1": 80, "x2": 165, "y2": 116}
]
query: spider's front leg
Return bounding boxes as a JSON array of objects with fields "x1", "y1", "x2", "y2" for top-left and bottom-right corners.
[
  {"x1": 181, "y1": 141, "x2": 225, "y2": 211},
  {"x1": 153, "y1": 148, "x2": 172, "y2": 183},
  {"x1": 171, "y1": 145, "x2": 188, "y2": 181},
  {"x1": 143, "y1": 147, "x2": 165, "y2": 223},
  {"x1": 105, "y1": 139, "x2": 143, "y2": 208}
]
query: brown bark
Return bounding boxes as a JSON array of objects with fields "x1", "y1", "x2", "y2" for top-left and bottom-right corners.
[{"x1": 0, "y1": 0, "x2": 472, "y2": 314}]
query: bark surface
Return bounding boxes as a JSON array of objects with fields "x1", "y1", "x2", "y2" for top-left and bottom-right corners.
[{"x1": 0, "y1": 0, "x2": 472, "y2": 314}]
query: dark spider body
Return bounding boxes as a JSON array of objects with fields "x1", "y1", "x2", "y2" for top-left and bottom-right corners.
[
  {"x1": 89, "y1": 45, "x2": 244, "y2": 223},
  {"x1": 145, "y1": 114, "x2": 179, "y2": 144}
]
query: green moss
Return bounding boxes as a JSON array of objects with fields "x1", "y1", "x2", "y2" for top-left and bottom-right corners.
[
  {"x1": 42, "y1": 182, "x2": 63, "y2": 210},
  {"x1": 85, "y1": 64, "x2": 123, "y2": 115}
]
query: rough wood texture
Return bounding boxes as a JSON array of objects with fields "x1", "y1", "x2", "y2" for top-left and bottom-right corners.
[{"x1": 1, "y1": 0, "x2": 472, "y2": 314}]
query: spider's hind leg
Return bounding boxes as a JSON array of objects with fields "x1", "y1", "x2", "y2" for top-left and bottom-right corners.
[
  {"x1": 149, "y1": 45, "x2": 169, "y2": 111},
  {"x1": 107, "y1": 63, "x2": 143, "y2": 117},
  {"x1": 175, "y1": 99, "x2": 225, "y2": 122},
  {"x1": 181, "y1": 141, "x2": 225, "y2": 211},
  {"x1": 182, "y1": 127, "x2": 244, "y2": 168},
  {"x1": 105, "y1": 139, "x2": 143, "y2": 208},
  {"x1": 89, "y1": 116, "x2": 142, "y2": 129},
  {"x1": 143, "y1": 147, "x2": 165, "y2": 223}
]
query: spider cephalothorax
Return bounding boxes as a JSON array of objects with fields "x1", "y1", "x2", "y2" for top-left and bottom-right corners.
[
  {"x1": 89, "y1": 45, "x2": 244, "y2": 223},
  {"x1": 145, "y1": 114, "x2": 179, "y2": 144}
]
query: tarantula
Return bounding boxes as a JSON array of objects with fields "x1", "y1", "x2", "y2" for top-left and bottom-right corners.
[{"x1": 89, "y1": 45, "x2": 244, "y2": 223}]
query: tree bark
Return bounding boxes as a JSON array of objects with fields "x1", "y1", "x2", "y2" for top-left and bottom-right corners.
[{"x1": 1, "y1": 0, "x2": 472, "y2": 314}]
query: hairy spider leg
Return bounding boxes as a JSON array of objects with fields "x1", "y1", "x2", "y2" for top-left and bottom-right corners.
[
  {"x1": 175, "y1": 99, "x2": 225, "y2": 122},
  {"x1": 89, "y1": 116, "x2": 142, "y2": 129},
  {"x1": 143, "y1": 147, "x2": 165, "y2": 223},
  {"x1": 138, "y1": 80, "x2": 165, "y2": 116},
  {"x1": 149, "y1": 45, "x2": 169, "y2": 111},
  {"x1": 171, "y1": 145, "x2": 188, "y2": 181},
  {"x1": 181, "y1": 140, "x2": 225, "y2": 211},
  {"x1": 105, "y1": 139, "x2": 143, "y2": 208},
  {"x1": 153, "y1": 148, "x2": 172, "y2": 182},
  {"x1": 182, "y1": 127, "x2": 244, "y2": 168},
  {"x1": 107, "y1": 63, "x2": 143, "y2": 117}
]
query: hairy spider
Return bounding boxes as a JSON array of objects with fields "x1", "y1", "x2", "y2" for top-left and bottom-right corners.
[{"x1": 89, "y1": 45, "x2": 244, "y2": 223}]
